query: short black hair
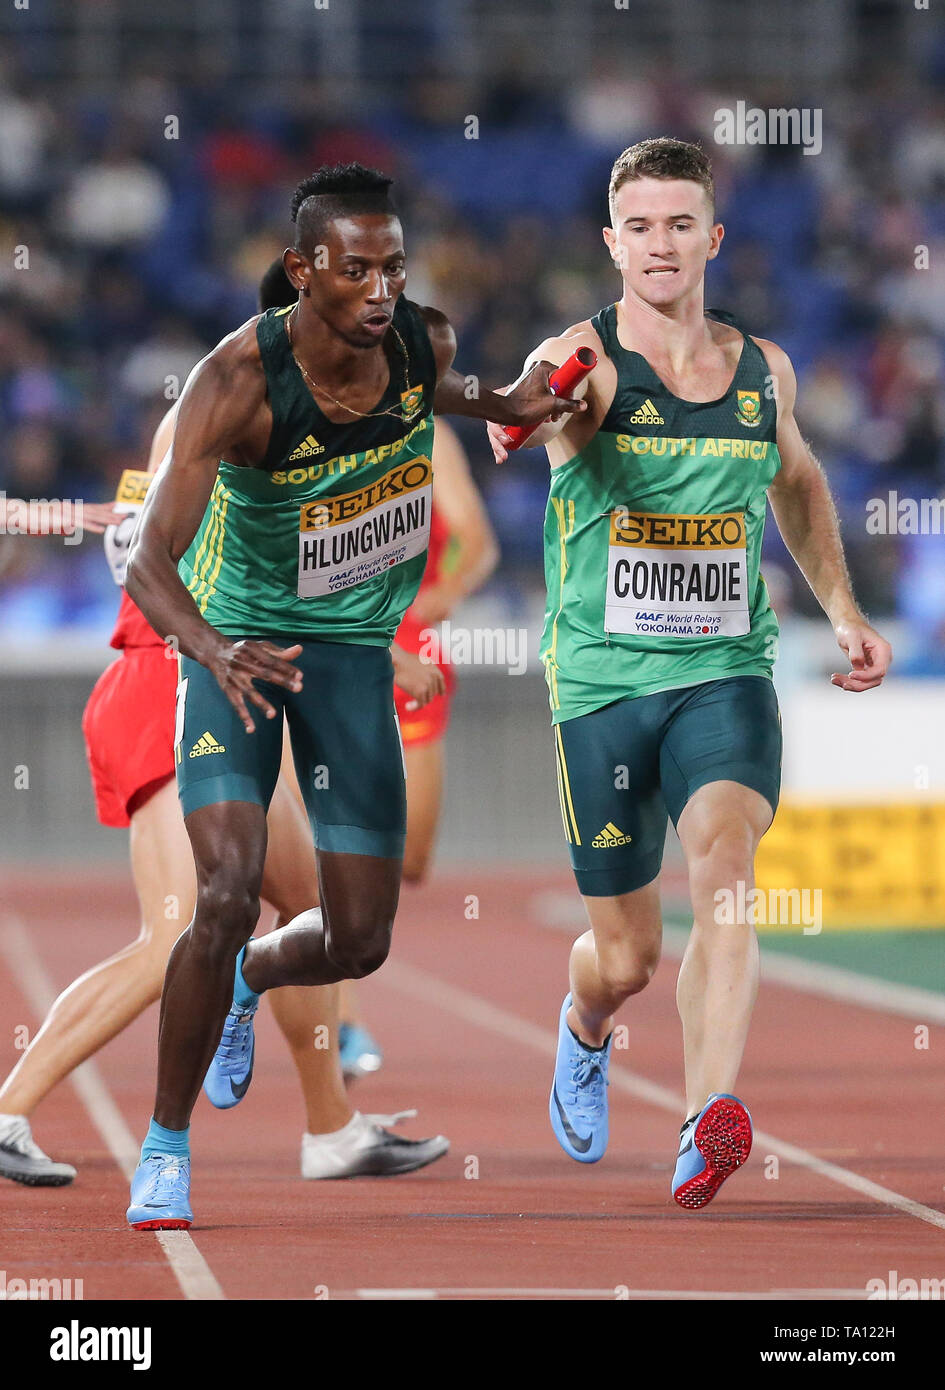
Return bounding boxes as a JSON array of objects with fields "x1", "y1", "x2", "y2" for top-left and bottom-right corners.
[
  {"x1": 290, "y1": 163, "x2": 397, "y2": 258},
  {"x1": 258, "y1": 256, "x2": 297, "y2": 312}
]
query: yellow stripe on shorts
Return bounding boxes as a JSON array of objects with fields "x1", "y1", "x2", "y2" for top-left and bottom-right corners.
[{"x1": 554, "y1": 724, "x2": 581, "y2": 847}]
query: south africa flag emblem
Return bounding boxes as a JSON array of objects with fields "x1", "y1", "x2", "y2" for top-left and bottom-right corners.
[
  {"x1": 400, "y1": 386, "x2": 424, "y2": 421},
  {"x1": 735, "y1": 390, "x2": 761, "y2": 427}
]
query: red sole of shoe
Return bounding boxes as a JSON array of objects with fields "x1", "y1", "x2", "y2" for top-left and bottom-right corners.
[
  {"x1": 673, "y1": 1098, "x2": 752, "y2": 1211},
  {"x1": 129, "y1": 1218, "x2": 192, "y2": 1231}
]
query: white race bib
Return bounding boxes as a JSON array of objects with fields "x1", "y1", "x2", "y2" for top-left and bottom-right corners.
[
  {"x1": 297, "y1": 456, "x2": 432, "y2": 598},
  {"x1": 104, "y1": 469, "x2": 151, "y2": 586},
  {"x1": 605, "y1": 509, "x2": 750, "y2": 638}
]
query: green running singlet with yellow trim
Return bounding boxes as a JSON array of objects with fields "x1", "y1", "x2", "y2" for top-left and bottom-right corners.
[
  {"x1": 179, "y1": 295, "x2": 438, "y2": 645},
  {"x1": 541, "y1": 306, "x2": 782, "y2": 723}
]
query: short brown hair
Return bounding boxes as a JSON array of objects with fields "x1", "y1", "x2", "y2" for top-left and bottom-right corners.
[{"x1": 608, "y1": 137, "x2": 715, "y2": 222}]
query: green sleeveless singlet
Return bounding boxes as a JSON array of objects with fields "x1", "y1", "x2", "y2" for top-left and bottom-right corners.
[
  {"x1": 179, "y1": 296, "x2": 438, "y2": 645},
  {"x1": 540, "y1": 306, "x2": 782, "y2": 723}
]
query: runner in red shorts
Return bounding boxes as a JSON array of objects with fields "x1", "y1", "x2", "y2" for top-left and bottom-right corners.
[
  {"x1": 339, "y1": 419, "x2": 498, "y2": 1074},
  {"x1": 0, "y1": 263, "x2": 449, "y2": 1186}
]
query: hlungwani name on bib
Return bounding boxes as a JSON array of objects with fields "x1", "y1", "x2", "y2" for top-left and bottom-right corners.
[{"x1": 296, "y1": 456, "x2": 432, "y2": 598}]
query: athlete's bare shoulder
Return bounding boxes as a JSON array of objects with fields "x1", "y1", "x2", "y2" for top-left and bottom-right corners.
[
  {"x1": 523, "y1": 319, "x2": 618, "y2": 464},
  {"x1": 749, "y1": 335, "x2": 797, "y2": 417},
  {"x1": 202, "y1": 315, "x2": 266, "y2": 385},
  {"x1": 527, "y1": 318, "x2": 606, "y2": 368},
  {"x1": 169, "y1": 316, "x2": 272, "y2": 470},
  {"x1": 416, "y1": 303, "x2": 457, "y2": 378},
  {"x1": 704, "y1": 316, "x2": 749, "y2": 378}
]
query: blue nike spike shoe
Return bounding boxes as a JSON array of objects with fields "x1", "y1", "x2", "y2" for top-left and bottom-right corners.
[
  {"x1": 126, "y1": 1154, "x2": 192, "y2": 1230},
  {"x1": 203, "y1": 1001, "x2": 258, "y2": 1109},
  {"x1": 549, "y1": 994, "x2": 612, "y2": 1163},
  {"x1": 672, "y1": 1092, "x2": 753, "y2": 1210}
]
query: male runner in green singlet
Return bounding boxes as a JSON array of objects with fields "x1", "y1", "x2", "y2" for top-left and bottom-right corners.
[
  {"x1": 123, "y1": 164, "x2": 581, "y2": 1228},
  {"x1": 488, "y1": 138, "x2": 891, "y2": 1208}
]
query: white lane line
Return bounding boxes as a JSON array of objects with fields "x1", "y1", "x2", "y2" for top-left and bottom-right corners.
[
  {"x1": 354, "y1": 1286, "x2": 870, "y2": 1300},
  {"x1": 531, "y1": 890, "x2": 945, "y2": 1024},
  {"x1": 743, "y1": 944, "x2": 945, "y2": 1026},
  {"x1": 0, "y1": 915, "x2": 224, "y2": 1301},
  {"x1": 382, "y1": 956, "x2": 945, "y2": 1234}
]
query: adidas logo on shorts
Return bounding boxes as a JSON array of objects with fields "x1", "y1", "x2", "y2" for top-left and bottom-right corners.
[
  {"x1": 591, "y1": 822, "x2": 633, "y2": 849},
  {"x1": 189, "y1": 730, "x2": 226, "y2": 758},
  {"x1": 629, "y1": 398, "x2": 664, "y2": 426},
  {"x1": 288, "y1": 434, "x2": 325, "y2": 461}
]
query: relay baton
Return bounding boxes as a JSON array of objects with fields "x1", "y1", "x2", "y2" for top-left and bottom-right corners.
[{"x1": 503, "y1": 346, "x2": 597, "y2": 450}]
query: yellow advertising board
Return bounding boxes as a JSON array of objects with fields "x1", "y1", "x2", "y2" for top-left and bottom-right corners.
[{"x1": 754, "y1": 802, "x2": 945, "y2": 929}]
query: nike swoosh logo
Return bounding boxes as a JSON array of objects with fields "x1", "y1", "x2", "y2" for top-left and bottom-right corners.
[
  {"x1": 552, "y1": 1083, "x2": 593, "y2": 1154},
  {"x1": 229, "y1": 1050, "x2": 254, "y2": 1100}
]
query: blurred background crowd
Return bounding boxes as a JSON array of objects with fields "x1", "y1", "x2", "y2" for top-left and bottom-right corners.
[{"x1": 0, "y1": 1, "x2": 943, "y2": 672}]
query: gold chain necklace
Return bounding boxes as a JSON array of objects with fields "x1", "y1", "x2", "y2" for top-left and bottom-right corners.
[{"x1": 285, "y1": 308, "x2": 412, "y2": 421}]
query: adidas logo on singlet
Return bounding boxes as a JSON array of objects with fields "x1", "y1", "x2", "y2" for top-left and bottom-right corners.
[
  {"x1": 288, "y1": 434, "x2": 325, "y2": 461},
  {"x1": 189, "y1": 730, "x2": 226, "y2": 758},
  {"x1": 629, "y1": 398, "x2": 664, "y2": 426},
  {"x1": 591, "y1": 822, "x2": 633, "y2": 849}
]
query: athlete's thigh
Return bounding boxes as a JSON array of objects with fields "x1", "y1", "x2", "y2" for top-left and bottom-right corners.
[
  {"x1": 316, "y1": 848, "x2": 402, "y2": 936},
  {"x1": 581, "y1": 878, "x2": 663, "y2": 967},
  {"x1": 658, "y1": 675, "x2": 782, "y2": 831},
  {"x1": 403, "y1": 737, "x2": 445, "y2": 878},
  {"x1": 261, "y1": 775, "x2": 319, "y2": 920},
  {"x1": 285, "y1": 640, "x2": 406, "y2": 860},
  {"x1": 555, "y1": 696, "x2": 668, "y2": 898},
  {"x1": 175, "y1": 648, "x2": 285, "y2": 822},
  {"x1": 676, "y1": 778, "x2": 774, "y2": 865},
  {"x1": 184, "y1": 798, "x2": 270, "y2": 900}
]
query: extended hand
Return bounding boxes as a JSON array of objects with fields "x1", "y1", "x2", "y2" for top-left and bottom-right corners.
[
  {"x1": 503, "y1": 360, "x2": 586, "y2": 429},
  {"x1": 209, "y1": 640, "x2": 303, "y2": 733},
  {"x1": 486, "y1": 418, "x2": 513, "y2": 465},
  {"x1": 74, "y1": 503, "x2": 127, "y2": 534},
  {"x1": 831, "y1": 621, "x2": 892, "y2": 692}
]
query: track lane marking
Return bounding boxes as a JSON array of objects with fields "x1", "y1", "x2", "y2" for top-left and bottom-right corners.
[
  {"x1": 353, "y1": 1285, "x2": 871, "y2": 1300},
  {"x1": 382, "y1": 956, "x2": 945, "y2": 1234},
  {"x1": 0, "y1": 914, "x2": 225, "y2": 1301}
]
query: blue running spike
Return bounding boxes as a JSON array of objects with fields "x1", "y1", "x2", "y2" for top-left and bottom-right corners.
[
  {"x1": 549, "y1": 994, "x2": 612, "y2": 1163},
  {"x1": 127, "y1": 1154, "x2": 192, "y2": 1230},
  {"x1": 672, "y1": 1092, "x2": 753, "y2": 1210}
]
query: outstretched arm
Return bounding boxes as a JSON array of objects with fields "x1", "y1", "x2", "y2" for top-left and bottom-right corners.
[
  {"x1": 485, "y1": 328, "x2": 609, "y2": 465},
  {"x1": 421, "y1": 306, "x2": 586, "y2": 429},
  {"x1": 762, "y1": 339, "x2": 892, "y2": 692}
]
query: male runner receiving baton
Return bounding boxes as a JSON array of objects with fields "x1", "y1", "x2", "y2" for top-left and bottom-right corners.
[
  {"x1": 488, "y1": 138, "x2": 891, "y2": 1208},
  {"x1": 123, "y1": 163, "x2": 582, "y2": 1228}
]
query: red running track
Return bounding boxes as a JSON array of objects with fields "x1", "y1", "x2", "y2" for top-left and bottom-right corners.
[{"x1": 1, "y1": 866, "x2": 944, "y2": 1301}]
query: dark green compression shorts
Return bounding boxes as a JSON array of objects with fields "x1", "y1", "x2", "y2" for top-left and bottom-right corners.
[
  {"x1": 553, "y1": 675, "x2": 782, "y2": 898},
  {"x1": 175, "y1": 638, "x2": 406, "y2": 859}
]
